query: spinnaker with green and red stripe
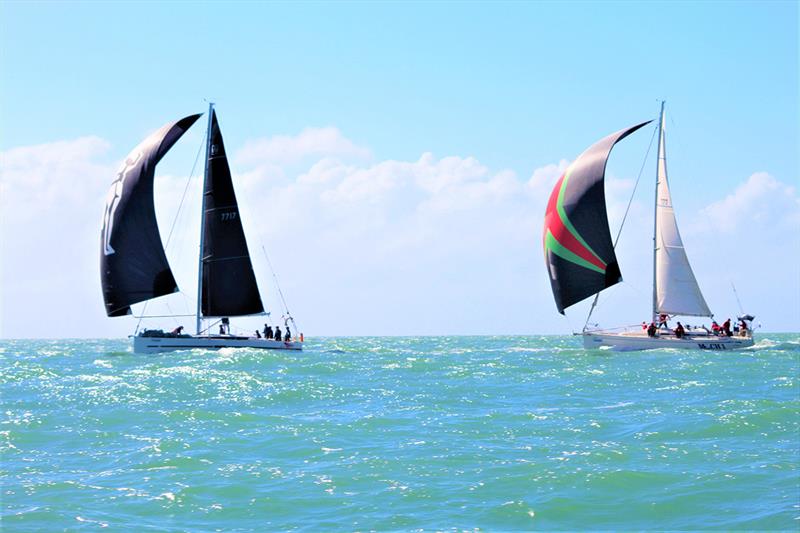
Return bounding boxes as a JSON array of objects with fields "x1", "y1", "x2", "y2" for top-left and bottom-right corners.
[{"x1": 543, "y1": 121, "x2": 650, "y2": 314}]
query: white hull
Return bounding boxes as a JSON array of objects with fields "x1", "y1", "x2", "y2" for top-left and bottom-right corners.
[
  {"x1": 583, "y1": 330, "x2": 754, "y2": 351},
  {"x1": 133, "y1": 335, "x2": 303, "y2": 354}
]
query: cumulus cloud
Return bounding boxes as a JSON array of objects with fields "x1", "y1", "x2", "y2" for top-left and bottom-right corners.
[
  {"x1": 697, "y1": 172, "x2": 800, "y2": 234},
  {"x1": 235, "y1": 126, "x2": 371, "y2": 167},
  {"x1": 1, "y1": 137, "x2": 116, "y2": 338},
  {"x1": 0, "y1": 136, "x2": 112, "y2": 218},
  {"x1": 2, "y1": 128, "x2": 796, "y2": 338}
]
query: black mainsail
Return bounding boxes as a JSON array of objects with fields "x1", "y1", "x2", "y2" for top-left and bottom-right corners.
[
  {"x1": 100, "y1": 114, "x2": 201, "y2": 317},
  {"x1": 199, "y1": 110, "x2": 264, "y2": 317}
]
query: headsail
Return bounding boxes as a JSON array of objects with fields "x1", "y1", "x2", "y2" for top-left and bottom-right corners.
[
  {"x1": 200, "y1": 110, "x2": 264, "y2": 317},
  {"x1": 100, "y1": 114, "x2": 201, "y2": 317},
  {"x1": 654, "y1": 105, "x2": 711, "y2": 317},
  {"x1": 543, "y1": 121, "x2": 651, "y2": 314}
]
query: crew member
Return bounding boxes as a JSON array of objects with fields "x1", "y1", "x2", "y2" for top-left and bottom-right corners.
[{"x1": 723, "y1": 318, "x2": 732, "y2": 337}]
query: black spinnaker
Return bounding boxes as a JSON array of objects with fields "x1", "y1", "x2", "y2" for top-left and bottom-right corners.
[
  {"x1": 542, "y1": 121, "x2": 651, "y2": 314},
  {"x1": 200, "y1": 111, "x2": 264, "y2": 317},
  {"x1": 101, "y1": 114, "x2": 201, "y2": 317}
]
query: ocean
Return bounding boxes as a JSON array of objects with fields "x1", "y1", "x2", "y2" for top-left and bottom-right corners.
[{"x1": 2, "y1": 335, "x2": 798, "y2": 531}]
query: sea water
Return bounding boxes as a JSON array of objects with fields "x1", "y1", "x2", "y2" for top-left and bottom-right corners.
[{"x1": 2, "y1": 335, "x2": 798, "y2": 531}]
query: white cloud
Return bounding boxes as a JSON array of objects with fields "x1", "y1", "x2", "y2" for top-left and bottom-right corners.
[
  {"x1": 1, "y1": 129, "x2": 797, "y2": 338},
  {"x1": 1, "y1": 137, "x2": 115, "y2": 338},
  {"x1": 235, "y1": 126, "x2": 371, "y2": 167},
  {"x1": 0, "y1": 136, "x2": 112, "y2": 219},
  {"x1": 697, "y1": 172, "x2": 800, "y2": 234}
]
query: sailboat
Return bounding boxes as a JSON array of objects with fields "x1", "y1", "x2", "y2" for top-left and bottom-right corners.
[
  {"x1": 543, "y1": 102, "x2": 754, "y2": 351},
  {"x1": 101, "y1": 104, "x2": 303, "y2": 354}
]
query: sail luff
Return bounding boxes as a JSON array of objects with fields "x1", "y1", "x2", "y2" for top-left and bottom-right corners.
[
  {"x1": 196, "y1": 103, "x2": 214, "y2": 334},
  {"x1": 652, "y1": 102, "x2": 664, "y2": 322},
  {"x1": 653, "y1": 104, "x2": 712, "y2": 318}
]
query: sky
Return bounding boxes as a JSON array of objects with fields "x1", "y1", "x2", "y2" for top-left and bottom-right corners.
[{"x1": 0, "y1": 1, "x2": 797, "y2": 338}]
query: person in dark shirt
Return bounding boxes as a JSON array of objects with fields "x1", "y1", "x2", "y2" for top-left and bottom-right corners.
[
  {"x1": 723, "y1": 318, "x2": 732, "y2": 336},
  {"x1": 255, "y1": 330, "x2": 261, "y2": 338},
  {"x1": 739, "y1": 320, "x2": 749, "y2": 337},
  {"x1": 274, "y1": 327, "x2": 282, "y2": 342},
  {"x1": 647, "y1": 322, "x2": 657, "y2": 337},
  {"x1": 285, "y1": 327, "x2": 291, "y2": 342},
  {"x1": 219, "y1": 324, "x2": 225, "y2": 335},
  {"x1": 674, "y1": 322, "x2": 685, "y2": 339}
]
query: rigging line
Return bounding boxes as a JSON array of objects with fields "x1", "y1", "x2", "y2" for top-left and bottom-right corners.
[
  {"x1": 261, "y1": 245, "x2": 299, "y2": 331},
  {"x1": 613, "y1": 120, "x2": 658, "y2": 248},
  {"x1": 165, "y1": 130, "x2": 206, "y2": 250},
  {"x1": 583, "y1": 120, "x2": 659, "y2": 331},
  {"x1": 165, "y1": 302, "x2": 180, "y2": 327},
  {"x1": 133, "y1": 314, "x2": 197, "y2": 319},
  {"x1": 135, "y1": 131, "x2": 207, "y2": 335},
  {"x1": 731, "y1": 282, "x2": 745, "y2": 315}
]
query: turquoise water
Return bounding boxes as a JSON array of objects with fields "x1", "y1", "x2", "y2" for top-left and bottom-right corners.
[{"x1": 2, "y1": 335, "x2": 798, "y2": 531}]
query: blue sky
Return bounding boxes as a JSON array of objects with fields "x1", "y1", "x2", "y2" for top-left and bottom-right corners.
[{"x1": 1, "y1": 1, "x2": 797, "y2": 338}]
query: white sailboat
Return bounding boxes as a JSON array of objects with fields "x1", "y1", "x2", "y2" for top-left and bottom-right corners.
[
  {"x1": 543, "y1": 102, "x2": 754, "y2": 351},
  {"x1": 101, "y1": 104, "x2": 303, "y2": 354}
]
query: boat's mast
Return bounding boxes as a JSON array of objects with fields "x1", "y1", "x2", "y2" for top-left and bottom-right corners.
[
  {"x1": 652, "y1": 101, "x2": 665, "y2": 323},
  {"x1": 196, "y1": 102, "x2": 214, "y2": 335}
]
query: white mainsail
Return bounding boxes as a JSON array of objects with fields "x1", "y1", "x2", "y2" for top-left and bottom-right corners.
[{"x1": 653, "y1": 106, "x2": 712, "y2": 317}]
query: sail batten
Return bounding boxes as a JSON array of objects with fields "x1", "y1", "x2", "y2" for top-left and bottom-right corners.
[
  {"x1": 200, "y1": 111, "x2": 264, "y2": 317},
  {"x1": 100, "y1": 114, "x2": 202, "y2": 317},
  {"x1": 653, "y1": 107, "x2": 711, "y2": 318},
  {"x1": 543, "y1": 121, "x2": 651, "y2": 314}
]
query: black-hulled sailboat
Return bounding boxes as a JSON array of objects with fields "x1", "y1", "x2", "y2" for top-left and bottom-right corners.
[
  {"x1": 101, "y1": 105, "x2": 303, "y2": 353},
  {"x1": 543, "y1": 102, "x2": 754, "y2": 351}
]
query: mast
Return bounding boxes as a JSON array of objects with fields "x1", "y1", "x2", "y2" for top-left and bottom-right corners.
[
  {"x1": 197, "y1": 102, "x2": 214, "y2": 335},
  {"x1": 652, "y1": 101, "x2": 665, "y2": 323}
]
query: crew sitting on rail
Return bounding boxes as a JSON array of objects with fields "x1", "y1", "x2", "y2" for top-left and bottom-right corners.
[
  {"x1": 274, "y1": 327, "x2": 282, "y2": 342},
  {"x1": 647, "y1": 322, "x2": 657, "y2": 337},
  {"x1": 170, "y1": 326, "x2": 184, "y2": 335},
  {"x1": 255, "y1": 330, "x2": 261, "y2": 338},
  {"x1": 711, "y1": 320, "x2": 721, "y2": 335},
  {"x1": 674, "y1": 322, "x2": 685, "y2": 339}
]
